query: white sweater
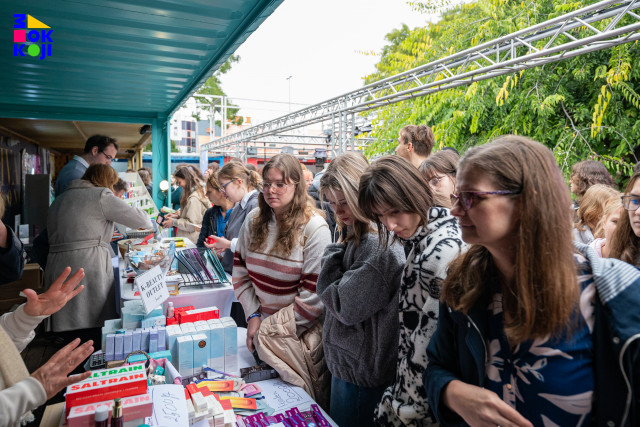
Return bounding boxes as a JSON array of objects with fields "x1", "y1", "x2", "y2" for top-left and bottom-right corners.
[{"x1": 0, "y1": 305, "x2": 47, "y2": 427}]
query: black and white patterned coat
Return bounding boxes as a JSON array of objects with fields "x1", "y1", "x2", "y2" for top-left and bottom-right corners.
[{"x1": 375, "y1": 207, "x2": 465, "y2": 426}]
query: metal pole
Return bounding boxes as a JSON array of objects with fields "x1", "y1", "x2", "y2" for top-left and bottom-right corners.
[{"x1": 286, "y1": 76, "x2": 293, "y2": 113}]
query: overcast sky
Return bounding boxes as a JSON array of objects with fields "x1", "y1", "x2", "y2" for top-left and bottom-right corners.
[{"x1": 218, "y1": 0, "x2": 434, "y2": 124}]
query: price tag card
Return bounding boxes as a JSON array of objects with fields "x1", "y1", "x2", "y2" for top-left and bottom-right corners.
[{"x1": 135, "y1": 265, "x2": 170, "y2": 315}]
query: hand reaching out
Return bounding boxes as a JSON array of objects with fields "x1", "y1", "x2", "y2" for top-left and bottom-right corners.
[
  {"x1": 23, "y1": 267, "x2": 85, "y2": 317},
  {"x1": 443, "y1": 380, "x2": 533, "y2": 427},
  {"x1": 31, "y1": 339, "x2": 94, "y2": 400}
]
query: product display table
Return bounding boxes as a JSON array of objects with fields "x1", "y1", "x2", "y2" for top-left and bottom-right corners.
[
  {"x1": 40, "y1": 328, "x2": 337, "y2": 427},
  {"x1": 117, "y1": 238, "x2": 235, "y2": 317}
]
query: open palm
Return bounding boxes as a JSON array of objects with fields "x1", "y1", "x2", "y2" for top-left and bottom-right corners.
[{"x1": 23, "y1": 267, "x2": 85, "y2": 317}]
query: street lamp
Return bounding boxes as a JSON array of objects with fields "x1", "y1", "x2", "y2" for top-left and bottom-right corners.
[{"x1": 286, "y1": 75, "x2": 293, "y2": 113}]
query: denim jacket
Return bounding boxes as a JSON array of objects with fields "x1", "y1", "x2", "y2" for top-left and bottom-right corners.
[{"x1": 425, "y1": 243, "x2": 640, "y2": 426}]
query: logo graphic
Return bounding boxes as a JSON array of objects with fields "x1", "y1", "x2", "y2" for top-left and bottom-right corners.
[{"x1": 13, "y1": 14, "x2": 52, "y2": 60}]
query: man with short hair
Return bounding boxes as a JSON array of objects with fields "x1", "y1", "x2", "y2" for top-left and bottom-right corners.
[
  {"x1": 395, "y1": 124, "x2": 435, "y2": 168},
  {"x1": 54, "y1": 135, "x2": 118, "y2": 196}
]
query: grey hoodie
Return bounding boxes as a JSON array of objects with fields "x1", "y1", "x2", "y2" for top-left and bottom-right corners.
[{"x1": 317, "y1": 231, "x2": 406, "y2": 387}]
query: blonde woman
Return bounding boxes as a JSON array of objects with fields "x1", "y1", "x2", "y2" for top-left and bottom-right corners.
[
  {"x1": 573, "y1": 184, "x2": 620, "y2": 244},
  {"x1": 317, "y1": 153, "x2": 405, "y2": 426},
  {"x1": 589, "y1": 197, "x2": 623, "y2": 258}
]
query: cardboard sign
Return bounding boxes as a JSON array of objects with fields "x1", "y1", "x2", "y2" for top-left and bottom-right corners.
[
  {"x1": 151, "y1": 384, "x2": 189, "y2": 426},
  {"x1": 135, "y1": 265, "x2": 170, "y2": 315}
]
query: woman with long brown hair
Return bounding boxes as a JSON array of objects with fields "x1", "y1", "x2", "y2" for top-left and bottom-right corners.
[
  {"x1": 162, "y1": 166, "x2": 210, "y2": 243},
  {"x1": 233, "y1": 154, "x2": 331, "y2": 406},
  {"x1": 609, "y1": 171, "x2": 640, "y2": 266},
  {"x1": 45, "y1": 164, "x2": 152, "y2": 333},
  {"x1": 425, "y1": 136, "x2": 640, "y2": 427},
  {"x1": 358, "y1": 156, "x2": 465, "y2": 426}
]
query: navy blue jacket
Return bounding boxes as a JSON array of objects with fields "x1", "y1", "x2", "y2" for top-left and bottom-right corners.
[
  {"x1": 0, "y1": 226, "x2": 24, "y2": 284},
  {"x1": 425, "y1": 243, "x2": 640, "y2": 426},
  {"x1": 54, "y1": 157, "x2": 88, "y2": 197}
]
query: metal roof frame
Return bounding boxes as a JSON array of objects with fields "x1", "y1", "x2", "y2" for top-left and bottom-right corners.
[{"x1": 202, "y1": 0, "x2": 640, "y2": 153}]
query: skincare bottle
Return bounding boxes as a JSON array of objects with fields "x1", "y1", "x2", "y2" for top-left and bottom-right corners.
[
  {"x1": 94, "y1": 406, "x2": 108, "y2": 427},
  {"x1": 111, "y1": 398, "x2": 123, "y2": 427},
  {"x1": 167, "y1": 301, "x2": 174, "y2": 318}
]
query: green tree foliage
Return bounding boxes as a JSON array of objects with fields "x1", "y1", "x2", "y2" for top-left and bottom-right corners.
[
  {"x1": 188, "y1": 55, "x2": 243, "y2": 127},
  {"x1": 364, "y1": 0, "x2": 640, "y2": 182},
  {"x1": 170, "y1": 139, "x2": 180, "y2": 153}
]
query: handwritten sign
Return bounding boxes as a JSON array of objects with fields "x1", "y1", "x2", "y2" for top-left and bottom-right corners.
[
  {"x1": 151, "y1": 384, "x2": 189, "y2": 426},
  {"x1": 259, "y1": 379, "x2": 313, "y2": 412},
  {"x1": 135, "y1": 265, "x2": 169, "y2": 315}
]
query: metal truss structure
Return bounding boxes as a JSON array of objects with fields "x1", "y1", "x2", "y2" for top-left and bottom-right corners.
[{"x1": 202, "y1": 0, "x2": 640, "y2": 155}]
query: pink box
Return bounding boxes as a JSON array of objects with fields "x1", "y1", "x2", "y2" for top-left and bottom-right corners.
[{"x1": 66, "y1": 392, "x2": 152, "y2": 426}]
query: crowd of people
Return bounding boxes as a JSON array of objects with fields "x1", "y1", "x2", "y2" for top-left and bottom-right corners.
[{"x1": 1, "y1": 127, "x2": 640, "y2": 427}]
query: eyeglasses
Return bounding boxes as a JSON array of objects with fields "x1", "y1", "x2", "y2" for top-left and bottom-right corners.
[
  {"x1": 262, "y1": 181, "x2": 294, "y2": 194},
  {"x1": 220, "y1": 179, "x2": 237, "y2": 194},
  {"x1": 100, "y1": 151, "x2": 114, "y2": 161},
  {"x1": 428, "y1": 175, "x2": 447, "y2": 188},
  {"x1": 621, "y1": 195, "x2": 640, "y2": 211},
  {"x1": 450, "y1": 190, "x2": 520, "y2": 211}
]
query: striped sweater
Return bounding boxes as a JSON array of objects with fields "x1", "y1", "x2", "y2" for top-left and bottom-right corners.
[{"x1": 233, "y1": 209, "x2": 331, "y2": 333}]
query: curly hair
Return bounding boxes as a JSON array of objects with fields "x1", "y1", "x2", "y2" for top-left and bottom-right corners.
[
  {"x1": 399, "y1": 125, "x2": 435, "y2": 157},
  {"x1": 442, "y1": 135, "x2": 579, "y2": 345},
  {"x1": 249, "y1": 154, "x2": 319, "y2": 256},
  {"x1": 609, "y1": 172, "x2": 640, "y2": 267},
  {"x1": 570, "y1": 160, "x2": 615, "y2": 200},
  {"x1": 81, "y1": 164, "x2": 118, "y2": 191}
]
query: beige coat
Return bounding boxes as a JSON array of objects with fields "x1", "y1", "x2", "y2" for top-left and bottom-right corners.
[
  {"x1": 46, "y1": 180, "x2": 152, "y2": 331},
  {"x1": 255, "y1": 304, "x2": 330, "y2": 410},
  {"x1": 174, "y1": 191, "x2": 210, "y2": 244}
]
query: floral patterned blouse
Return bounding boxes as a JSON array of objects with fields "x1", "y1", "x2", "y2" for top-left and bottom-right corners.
[{"x1": 485, "y1": 253, "x2": 596, "y2": 426}]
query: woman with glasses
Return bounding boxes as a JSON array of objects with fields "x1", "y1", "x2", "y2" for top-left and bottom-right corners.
[
  {"x1": 357, "y1": 156, "x2": 465, "y2": 426},
  {"x1": 609, "y1": 172, "x2": 640, "y2": 267},
  {"x1": 205, "y1": 161, "x2": 261, "y2": 274},
  {"x1": 162, "y1": 166, "x2": 209, "y2": 244},
  {"x1": 233, "y1": 154, "x2": 332, "y2": 407},
  {"x1": 419, "y1": 149, "x2": 460, "y2": 208},
  {"x1": 425, "y1": 135, "x2": 640, "y2": 427},
  {"x1": 316, "y1": 153, "x2": 406, "y2": 426}
]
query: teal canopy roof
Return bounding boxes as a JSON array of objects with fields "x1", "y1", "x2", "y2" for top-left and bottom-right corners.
[{"x1": 0, "y1": 0, "x2": 283, "y2": 124}]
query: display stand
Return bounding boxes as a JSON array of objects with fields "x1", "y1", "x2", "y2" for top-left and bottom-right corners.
[{"x1": 119, "y1": 172, "x2": 158, "y2": 216}]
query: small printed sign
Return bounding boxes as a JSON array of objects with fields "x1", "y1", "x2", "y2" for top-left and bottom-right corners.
[{"x1": 135, "y1": 265, "x2": 169, "y2": 315}]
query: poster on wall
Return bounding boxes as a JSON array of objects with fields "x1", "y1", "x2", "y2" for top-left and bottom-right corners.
[{"x1": 0, "y1": 137, "x2": 22, "y2": 223}]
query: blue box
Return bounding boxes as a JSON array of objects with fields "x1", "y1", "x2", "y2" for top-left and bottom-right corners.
[
  {"x1": 157, "y1": 326, "x2": 166, "y2": 352},
  {"x1": 177, "y1": 335, "x2": 194, "y2": 377},
  {"x1": 123, "y1": 331, "x2": 133, "y2": 357},
  {"x1": 221, "y1": 317, "x2": 237, "y2": 374},
  {"x1": 114, "y1": 333, "x2": 124, "y2": 361},
  {"x1": 132, "y1": 329, "x2": 142, "y2": 352},
  {"x1": 105, "y1": 334, "x2": 115, "y2": 362},
  {"x1": 149, "y1": 329, "x2": 158, "y2": 353},
  {"x1": 207, "y1": 319, "x2": 225, "y2": 372},
  {"x1": 192, "y1": 333, "x2": 208, "y2": 375}
]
